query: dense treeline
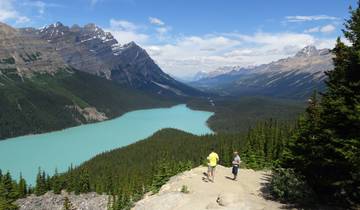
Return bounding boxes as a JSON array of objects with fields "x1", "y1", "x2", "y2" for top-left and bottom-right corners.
[
  {"x1": 242, "y1": 120, "x2": 295, "y2": 169},
  {"x1": 0, "y1": 171, "x2": 27, "y2": 210},
  {"x1": 188, "y1": 96, "x2": 304, "y2": 133},
  {"x1": 0, "y1": 119, "x2": 294, "y2": 209}
]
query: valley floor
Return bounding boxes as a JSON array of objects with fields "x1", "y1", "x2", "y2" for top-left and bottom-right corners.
[{"x1": 133, "y1": 165, "x2": 285, "y2": 210}]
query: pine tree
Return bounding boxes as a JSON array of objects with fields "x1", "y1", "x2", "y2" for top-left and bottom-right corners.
[
  {"x1": 0, "y1": 172, "x2": 18, "y2": 210},
  {"x1": 317, "y1": 4, "x2": 360, "y2": 200},
  {"x1": 281, "y1": 93, "x2": 322, "y2": 180},
  {"x1": 52, "y1": 169, "x2": 63, "y2": 194},
  {"x1": 35, "y1": 169, "x2": 47, "y2": 196},
  {"x1": 17, "y1": 173, "x2": 27, "y2": 198},
  {"x1": 151, "y1": 159, "x2": 172, "y2": 192},
  {"x1": 0, "y1": 184, "x2": 15, "y2": 210},
  {"x1": 78, "y1": 169, "x2": 90, "y2": 193},
  {"x1": 282, "y1": 3, "x2": 360, "y2": 203}
]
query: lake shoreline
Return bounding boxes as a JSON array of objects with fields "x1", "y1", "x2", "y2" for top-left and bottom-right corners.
[
  {"x1": 0, "y1": 103, "x2": 179, "y2": 142},
  {"x1": 0, "y1": 104, "x2": 214, "y2": 185}
]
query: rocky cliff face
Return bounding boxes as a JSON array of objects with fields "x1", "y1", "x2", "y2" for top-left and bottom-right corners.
[
  {"x1": 191, "y1": 46, "x2": 333, "y2": 98},
  {"x1": 20, "y1": 22, "x2": 203, "y2": 96},
  {"x1": 0, "y1": 22, "x2": 67, "y2": 78}
]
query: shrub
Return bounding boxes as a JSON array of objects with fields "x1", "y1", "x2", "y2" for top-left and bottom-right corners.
[
  {"x1": 180, "y1": 185, "x2": 189, "y2": 194},
  {"x1": 269, "y1": 168, "x2": 314, "y2": 203}
]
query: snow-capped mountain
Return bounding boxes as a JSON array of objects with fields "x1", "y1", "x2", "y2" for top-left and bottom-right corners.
[
  {"x1": 20, "y1": 22, "x2": 203, "y2": 97},
  {"x1": 192, "y1": 66, "x2": 243, "y2": 81},
  {"x1": 190, "y1": 46, "x2": 333, "y2": 99}
]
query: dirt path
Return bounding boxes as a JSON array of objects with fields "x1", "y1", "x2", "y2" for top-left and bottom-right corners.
[{"x1": 133, "y1": 165, "x2": 285, "y2": 210}]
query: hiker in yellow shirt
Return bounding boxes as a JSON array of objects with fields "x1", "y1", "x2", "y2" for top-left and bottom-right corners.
[{"x1": 207, "y1": 148, "x2": 219, "y2": 182}]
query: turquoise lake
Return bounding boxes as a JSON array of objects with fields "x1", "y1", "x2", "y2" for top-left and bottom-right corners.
[{"x1": 0, "y1": 104, "x2": 213, "y2": 185}]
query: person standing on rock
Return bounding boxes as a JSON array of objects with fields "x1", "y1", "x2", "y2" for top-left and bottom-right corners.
[
  {"x1": 207, "y1": 148, "x2": 219, "y2": 182},
  {"x1": 232, "y1": 151, "x2": 241, "y2": 180}
]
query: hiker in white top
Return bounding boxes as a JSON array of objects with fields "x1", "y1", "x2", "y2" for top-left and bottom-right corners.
[{"x1": 232, "y1": 151, "x2": 241, "y2": 180}]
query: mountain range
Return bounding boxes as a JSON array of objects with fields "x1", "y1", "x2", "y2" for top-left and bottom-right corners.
[
  {"x1": 21, "y1": 22, "x2": 202, "y2": 97},
  {"x1": 190, "y1": 46, "x2": 333, "y2": 98}
]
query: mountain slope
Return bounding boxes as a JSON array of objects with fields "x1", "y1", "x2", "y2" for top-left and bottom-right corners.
[
  {"x1": 0, "y1": 69, "x2": 177, "y2": 140},
  {"x1": 0, "y1": 22, "x2": 66, "y2": 77},
  {"x1": 21, "y1": 22, "x2": 204, "y2": 97},
  {"x1": 191, "y1": 46, "x2": 333, "y2": 98}
]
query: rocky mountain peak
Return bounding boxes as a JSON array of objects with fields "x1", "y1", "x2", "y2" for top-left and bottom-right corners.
[
  {"x1": 123, "y1": 41, "x2": 140, "y2": 49},
  {"x1": 83, "y1": 23, "x2": 103, "y2": 33},
  {"x1": 43, "y1": 21, "x2": 66, "y2": 30},
  {"x1": 70, "y1": 24, "x2": 81, "y2": 32},
  {"x1": 295, "y1": 45, "x2": 319, "y2": 57},
  {"x1": 40, "y1": 21, "x2": 70, "y2": 38}
]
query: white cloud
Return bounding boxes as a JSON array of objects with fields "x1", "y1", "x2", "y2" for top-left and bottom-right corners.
[
  {"x1": 15, "y1": 16, "x2": 30, "y2": 24},
  {"x1": 105, "y1": 19, "x2": 149, "y2": 44},
  {"x1": 149, "y1": 17, "x2": 165, "y2": 26},
  {"x1": 156, "y1": 27, "x2": 168, "y2": 34},
  {"x1": 320, "y1": 24, "x2": 336, "y2": 33},
  {"x1": 144, "y1": 32, "x2": 336, "y2": 77},
  {"x1": 21, "y1": 1, "x2": 61, "y2": 15},
  {"x1": 0, "y1": 0, "x2": 30, "y2": 24},
  {"x1": 305, "y1": 24, "x2": 336, "y2": 33},
  {"x1": 304, "y1": 27, "x2": 320, "y2": 33},
  {"x1": 108, "y1": 30, "x2": 148, "y2": 44},
  {"x1": 155, "y1": 26, "x2": 172, "y2": 41},
  {"x1": 285, "y1": 15, "x2": 338, "y2": 22},
  {"x1": 109, "y1": 19, "x2": 138, "y2": 31}
]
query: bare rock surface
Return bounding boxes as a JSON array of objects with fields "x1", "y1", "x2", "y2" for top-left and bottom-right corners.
[
  {"x1": 16, "y1": 191, "x2": 108, "y2": 210},
  {"x1": 0, "y1": 22, "x2": 67, "y2": 77},
  {"x1": 133, "y1": 165, "x2": 284, "y2": 210},
  {"x1": 66, "y1": 105, "x2": 108, "y2": 122}
]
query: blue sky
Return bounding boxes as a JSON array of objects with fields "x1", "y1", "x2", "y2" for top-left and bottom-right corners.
[{"x1": 0, "y1": 0, "x2": 357, "y2": 77}]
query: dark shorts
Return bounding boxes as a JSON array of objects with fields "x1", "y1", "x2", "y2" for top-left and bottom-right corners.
[{"x1": 232, "y1": 165, "x2": 239, "y2": 175}]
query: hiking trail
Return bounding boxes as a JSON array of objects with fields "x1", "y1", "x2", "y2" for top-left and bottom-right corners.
[{"x1": 133, "y1": 165, "x2": 285, "y2": 210}]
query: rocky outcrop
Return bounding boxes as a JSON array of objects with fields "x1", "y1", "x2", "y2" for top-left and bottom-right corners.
[
  {"x1": 66, "y1": 105, "x2": 108, "y2": 122},
  {"x1": 133, "y1": 165, "x2": 284, "y2": 210},
  {"x1": 16, "y1": 191, "x2": 109, "y2": 210}
]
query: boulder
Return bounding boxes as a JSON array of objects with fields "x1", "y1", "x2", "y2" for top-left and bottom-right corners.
[{"x1": 216, "y1": 193, "x2": 240, "y2": 207}]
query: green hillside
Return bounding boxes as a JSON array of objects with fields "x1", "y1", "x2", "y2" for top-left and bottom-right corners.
[
  {"x1": 188, "y1": 96, "x2": 305, "y2": 133},
  {"x1": 0, "y1": 69, "x2": 177, "y2": 140}
]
